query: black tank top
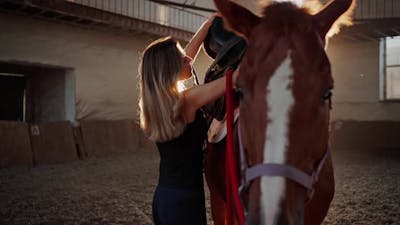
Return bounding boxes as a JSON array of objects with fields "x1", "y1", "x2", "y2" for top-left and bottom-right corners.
[{"x1": 156, "y1": 110, "x2": 207, "y2": 189}]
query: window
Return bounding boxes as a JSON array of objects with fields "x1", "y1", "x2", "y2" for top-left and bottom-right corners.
[
  {"x1": 381, "y1": 36, "x2": 400, "y2": 100},
  {"x1": 0, "y1": 63, "x2": 75, "y2": 122},
  {"x1": 0, "y1": 73, "x2": 26, "y2": 121}
]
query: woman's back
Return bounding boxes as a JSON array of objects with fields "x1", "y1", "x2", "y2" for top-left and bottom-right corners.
[{"x1": 156, "y1": 110, "x2": 207, "y2": 189}]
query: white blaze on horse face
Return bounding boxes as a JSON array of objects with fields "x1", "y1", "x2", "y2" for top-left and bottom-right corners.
[{"x1": 260, "y1": 51, "x2": 294, "y2": 225}]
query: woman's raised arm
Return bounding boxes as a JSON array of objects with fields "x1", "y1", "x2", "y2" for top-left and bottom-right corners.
[
  {"x1": 184, "y1": 14, "x2": 219, "y2": 60},
  {"x1": 182, "y1": 68, "x2": 239, "y2": 123}
]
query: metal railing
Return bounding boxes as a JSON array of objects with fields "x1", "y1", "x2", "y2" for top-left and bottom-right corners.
[
  {"x1": 65, "y1": 0, "x2": 207, "y2": 32},
  {"x1": 354, "y1": 0, "x2": 400, "y2": 20}
]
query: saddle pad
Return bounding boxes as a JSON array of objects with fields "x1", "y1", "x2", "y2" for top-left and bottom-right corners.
[{"x1": 207, "y1": 109, "x2": 240, "y2": 143}]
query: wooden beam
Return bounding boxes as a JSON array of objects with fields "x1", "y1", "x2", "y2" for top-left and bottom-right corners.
[
  {"x1": 148, "y1": 0, "x2": 216, "y2": 13},
  {"x1": 374, "y1": 29, "x2": 390, "y2": 37},
  {"x1": 392, "y1": 27, "x2": 400, "y2": 35},
  {"x1": 0, "y1": 0, "x2": 194, "y2": 41}
]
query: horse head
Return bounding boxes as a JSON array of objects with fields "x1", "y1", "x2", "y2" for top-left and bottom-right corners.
[{"x1": 213, "y1": 0, "x2": 354, "y2": 224}]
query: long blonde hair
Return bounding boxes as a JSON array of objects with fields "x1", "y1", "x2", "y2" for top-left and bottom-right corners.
[{"x1": 138, "y1": 37, "x2": 187, "y2": 142}]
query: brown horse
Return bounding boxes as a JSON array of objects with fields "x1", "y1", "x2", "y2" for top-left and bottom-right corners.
[{"x1": 204, "y1": 0, "x2": 354, "y2": 225}]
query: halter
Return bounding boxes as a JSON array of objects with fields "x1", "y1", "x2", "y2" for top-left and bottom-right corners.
[
  {"x1": 237, "y1": 120, "x2": 331, "y2": 206},
  {"x1": 224, "y1": 67, "x2": 332, "y2": 223}
]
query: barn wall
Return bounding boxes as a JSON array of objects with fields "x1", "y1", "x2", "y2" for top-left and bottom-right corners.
[
  {"x1": 0, "y1": 12, "x2": 214, "y2": 167},
  {"x1": 0, "y1": 13, "x2": 212, "y2": 121},
  {"x1": 30, "y1": 69, "x2": 67, "y2": 122},
  {"x1": 327, "y1": 37, "x2": 400, "y2": 150},
  {"x1": 0, "y1": 13, "x2": 145, "y2": 121},
  {"x1": 328, "y1": 38, "x2": 400, "y2": 121}
]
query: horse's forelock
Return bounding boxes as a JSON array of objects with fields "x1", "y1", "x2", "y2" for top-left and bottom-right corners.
[
  {"x1": 261, "y1": 2, "x2": 313, "y2": 33},
  {"x1": 260, "y1": 0, "x2": 354, "y2": 38},
  {"x1": 262, "y1": 2, "x2": 303, "y2": 17}
]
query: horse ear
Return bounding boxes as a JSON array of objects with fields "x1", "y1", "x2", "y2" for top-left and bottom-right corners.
[
  {"x1": 313, "y1": 0, "x2": 354, "y2": 37},
  {"x1": 213, "y1": 0, "x2": 260, "y2": 37}
]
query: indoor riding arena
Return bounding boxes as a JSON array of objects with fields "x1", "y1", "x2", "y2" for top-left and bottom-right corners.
[
  {"x1": 1, "y1": 142, "x2": 400, "y2": 225},
  {"x1": 1, "y1": 0, "x2": 399, "y2": 225}
]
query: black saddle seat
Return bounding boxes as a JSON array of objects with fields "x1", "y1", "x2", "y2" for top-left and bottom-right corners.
[{"x1": 203, "y1": 16, "x2": 246, "y2": 121}]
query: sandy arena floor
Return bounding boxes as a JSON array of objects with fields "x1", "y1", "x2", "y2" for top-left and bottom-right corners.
[{"x1": 0, "y1": 147, "x2": 399, "y2": 225}]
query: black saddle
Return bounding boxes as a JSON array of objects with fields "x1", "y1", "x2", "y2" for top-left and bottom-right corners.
[{"x1": 203, "y1": 16, "x2": 247, "y2": 121}]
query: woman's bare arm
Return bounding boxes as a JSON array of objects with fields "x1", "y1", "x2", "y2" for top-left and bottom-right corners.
[
  {"x1": 182, "y1": 68, "x2": 239, "y2": 123},
  {"x1": 184, "y1": 14, "x2": 217, "y2": 60}
]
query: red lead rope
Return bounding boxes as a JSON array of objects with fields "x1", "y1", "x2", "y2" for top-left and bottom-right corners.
[{"x1": 225, "y1": 68, "x2": 245, "y2": 225}]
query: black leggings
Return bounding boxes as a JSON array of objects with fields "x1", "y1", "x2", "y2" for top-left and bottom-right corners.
[{"x1": 152, "y1": 186, "x2": 207, "y2": 225}]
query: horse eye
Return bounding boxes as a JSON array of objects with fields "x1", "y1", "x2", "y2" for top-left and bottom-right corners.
[
  {"x1": 235, "y1": 86, "x2": 244, "y2": 100},
  {"x1": 322, "y1": 88, "x2": 333, "y2": 102}
]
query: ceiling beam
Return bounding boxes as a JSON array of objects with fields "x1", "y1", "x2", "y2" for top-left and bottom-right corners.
[
  {"x1": 148, "y1": 0, "x2": 216, "y2": 13},
  {"x1": 392, "y1": 27, "x2": 400, "y2": 36}
]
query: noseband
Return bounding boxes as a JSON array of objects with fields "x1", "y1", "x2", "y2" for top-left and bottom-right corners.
[{"x1": 237, "y1": 119, "x2": 331, "y2": 207}]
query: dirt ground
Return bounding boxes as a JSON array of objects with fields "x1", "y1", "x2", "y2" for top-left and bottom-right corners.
[{"x1": 0, "y1": 147, "x2": 399, "y2": 225}]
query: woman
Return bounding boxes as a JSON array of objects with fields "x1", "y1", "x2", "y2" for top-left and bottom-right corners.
[{"x1": 138, "y1": 14, "x2": 238, "y2": 225}]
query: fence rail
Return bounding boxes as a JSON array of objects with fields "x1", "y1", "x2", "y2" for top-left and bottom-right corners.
[{"x1": 65, "y1": 0, "x2": 207, "y2": 32}]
